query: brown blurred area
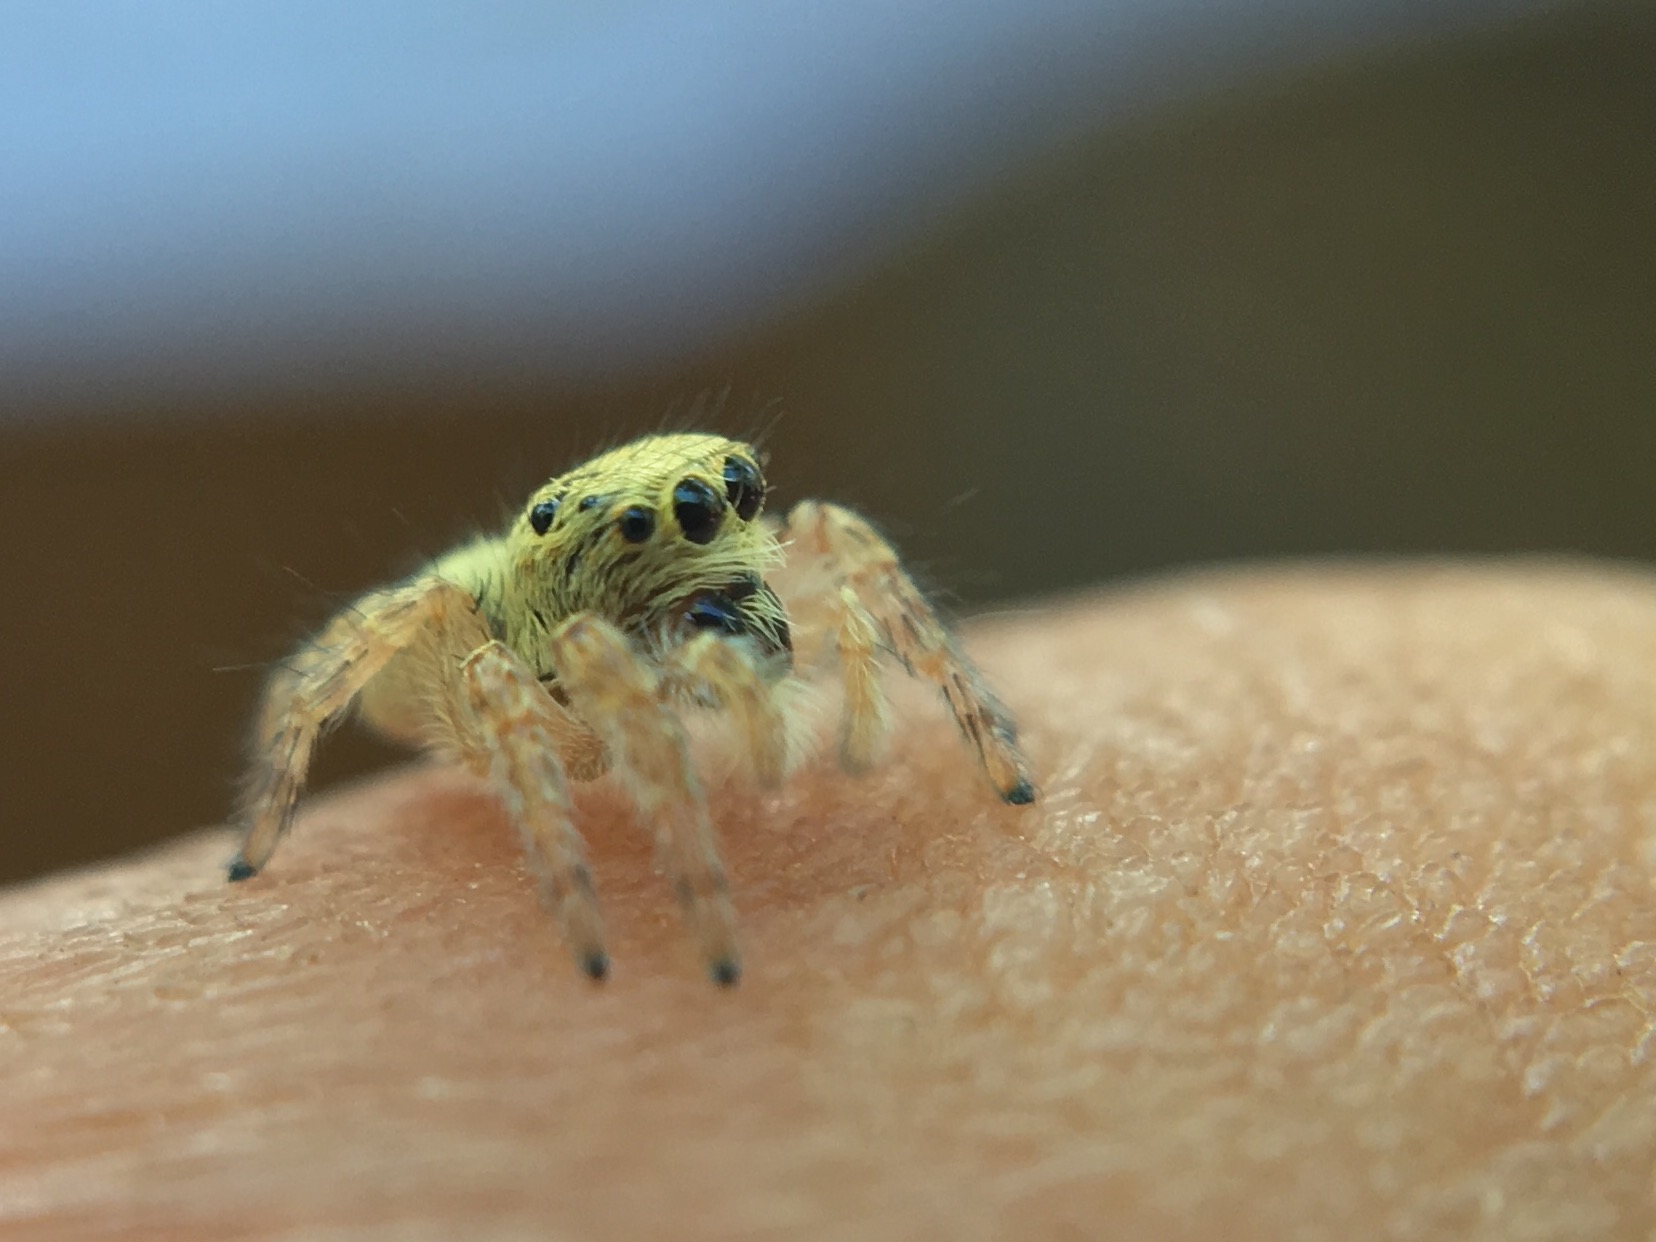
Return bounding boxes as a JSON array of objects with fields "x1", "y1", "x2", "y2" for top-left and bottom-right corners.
[{"x1": 1, "y1": 3, "x2": 1651, "y2": 885}]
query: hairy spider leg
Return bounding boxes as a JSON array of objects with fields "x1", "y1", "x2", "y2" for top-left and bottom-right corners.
[
  {"x1": 783, "y1": 501, "x2": 1037, "y2": 805},
  {"x1": 548, "y1": 614, "x2": 743, "y2": 986},
  {"x1": 232, "y1": 577, "x2": 487, "y2": 879},
  {"x1": 460, "y1": 641, "x2": 611, "y2": 980}
]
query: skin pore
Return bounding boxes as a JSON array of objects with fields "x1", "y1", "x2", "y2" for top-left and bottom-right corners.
[{"x1": 2, "y1": 562, "x2": 1653, "y2": 1240}]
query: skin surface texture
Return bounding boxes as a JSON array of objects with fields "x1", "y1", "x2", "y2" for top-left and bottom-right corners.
[{"x1": 2, "y1": 562, "x2": 1654, "y2": 1241}]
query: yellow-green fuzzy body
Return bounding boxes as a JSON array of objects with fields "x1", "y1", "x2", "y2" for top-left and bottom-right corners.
[
  {"x1": 357, "y1": 433, "x2": 787, "y2": 752},
  {"x1": 233, "y1": 428, "x2": 1036, "y2": 985},
  {"x1": 450, "y1": 433, "x2": 785, "y2": 677}
]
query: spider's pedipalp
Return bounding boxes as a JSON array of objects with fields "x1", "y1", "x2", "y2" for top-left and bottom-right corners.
[
  {"x1": 232, "y1": 576, "x2": 485, "y2": 878},
  {"x1": 783, "y1": 500, "x2": 1037, "y2": 805},
  {"x1": 666, "y1": 630, "x2": 792, "y2": 788},
  {"x1": 549, "y1": 614, "x2": 742, "y2": 986},
  {"x1": 461, "y1": 641, "x2": 609, "y2": 980}
]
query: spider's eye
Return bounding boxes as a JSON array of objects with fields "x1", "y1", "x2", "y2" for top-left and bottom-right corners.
[
  {"x1": 722, "y1": 456, "x2": 764, "y2": 522},
  {"x1": 529, "y1": 498, "x2": 560, "y2": 535},
  {"x1": 672, "y1": 477, "x2": 724, "y2": 545},
  {"x1": 617, "y1": 506, "x2": 655, "y2": 544}
]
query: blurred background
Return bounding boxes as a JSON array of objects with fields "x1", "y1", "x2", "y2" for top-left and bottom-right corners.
[{"x1": 1, "y1": 1, "x2": 1651, "y2": 884}]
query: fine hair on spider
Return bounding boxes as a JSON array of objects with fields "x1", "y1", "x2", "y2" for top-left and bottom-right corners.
[{"x1": 228, "y1": 431, "x2": 1036, "y2": 986}]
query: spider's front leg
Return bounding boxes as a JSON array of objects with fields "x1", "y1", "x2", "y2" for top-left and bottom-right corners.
[
  {"x1": 548, "y1": 615, "x2": 744, "y2": 986},
  {"x1": 231, "y1": 577, "x2": 485, "y2": 880},
  {"x1": 458, "y1": 642, "x2": 609, "y2": 980},
  {"x1": 783, "y1": 501, "x2": 1037, "y2": 805}
]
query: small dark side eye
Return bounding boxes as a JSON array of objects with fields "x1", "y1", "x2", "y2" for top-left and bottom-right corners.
[
  {"x1": 672, "y1": 477, "x2": 724, "y2": 544},
  {"x1": 722, "y1": 456, "x2": 765, "y2": 522},
  {"x1": 529, "y1": 498, "x2": 561, "y2": 535},
  {"x1": 618, "y1": 506, "x2": 655, "y2": 543}
]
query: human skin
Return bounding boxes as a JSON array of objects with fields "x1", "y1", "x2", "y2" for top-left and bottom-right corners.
[{"x1": 2, "y1": 562, "x2": 1653, "y2": 1241}]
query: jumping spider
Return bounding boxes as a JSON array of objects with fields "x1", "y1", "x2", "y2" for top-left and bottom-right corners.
[{"x1": 230, "y1": 433, "x2": 1036, "y2": 985}]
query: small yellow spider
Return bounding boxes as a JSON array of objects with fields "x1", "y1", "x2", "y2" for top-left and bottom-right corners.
[{"x1": 229, "y1": 432, "x2": 1036, "y2": 985}]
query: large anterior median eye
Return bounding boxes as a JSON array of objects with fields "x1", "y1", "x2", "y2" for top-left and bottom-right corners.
[
  {"x1": 672, "y1": 477, "x2": 724, "y2": 544},
  {"x1": 722, "y1": 456, "x2": 764, "y2": 521}
]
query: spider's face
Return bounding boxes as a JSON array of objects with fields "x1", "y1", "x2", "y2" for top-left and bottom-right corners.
[{"x1": 507, "y1": 433, "x2": 790, "y2": 659}]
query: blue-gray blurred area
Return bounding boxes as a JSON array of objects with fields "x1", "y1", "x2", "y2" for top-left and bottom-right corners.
[
  {"x1": 4, "y1": 0, "x2": 1556, "y2": 408},
  {"x1": 0, "y1": 0, "x2": 1650, "y2": 884}
]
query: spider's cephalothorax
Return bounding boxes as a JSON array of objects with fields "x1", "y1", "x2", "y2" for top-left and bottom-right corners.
[
  {"x1": 492, "y1": 436, "x2": 793, "y2": 672},
  {"x1": 229, "y1": 432, "x2": 1036, "y2": 986}
]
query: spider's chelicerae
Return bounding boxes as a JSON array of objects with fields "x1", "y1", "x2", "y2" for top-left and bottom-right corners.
[{"x1": 230, "y1": 432, "x2": 1036, "y2": 985}]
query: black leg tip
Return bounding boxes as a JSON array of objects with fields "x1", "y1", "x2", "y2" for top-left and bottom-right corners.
[
  {"x1": 226, "y1": 860, "x2": 258, "y2": 883},
  {"x1": 581, "y1": 951, "x2": 611, "y2": 983},
  {"x1": 1003, "y1": 779, "x2": 1037, "y2": 806},
  {"x1": 709, "y1": 956, "x2": 742, "y2": 988}
]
